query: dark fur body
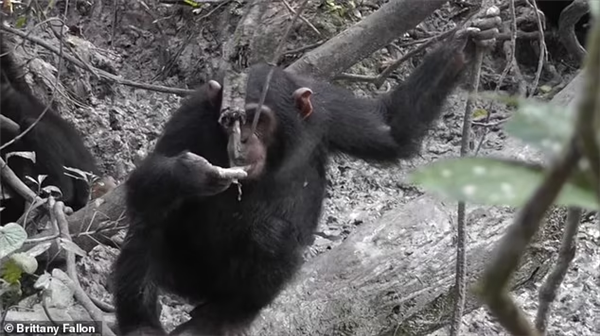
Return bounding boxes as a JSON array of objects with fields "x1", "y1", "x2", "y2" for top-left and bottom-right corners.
[
  {"x1": 0, "y1": 38, "x2": 99, "y2": 224},
  {"x1": 114, "y1": 40, "x2": 467, "y2": 335}
]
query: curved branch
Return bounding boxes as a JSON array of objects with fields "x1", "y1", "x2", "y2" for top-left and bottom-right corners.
[{"x1": 558, "y1": 0, "x2": 589, "y2": 63}]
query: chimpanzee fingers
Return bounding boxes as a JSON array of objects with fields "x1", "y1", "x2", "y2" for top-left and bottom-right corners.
[
  {"x1": 453, "y1": 27, "x2": 479, "y2": 50},
  {"x1": 472, "y1": 28, "x2": 500, "y2": 42},
  {"x1": 474, "y1": 39, "x2": 497, "y2": 49},
  {"x1": 472, "y1": 16, "x2": 502, "y2": 32},
  {"x1": 215, "y1": 167, "x2": 248, "y2": 181}
]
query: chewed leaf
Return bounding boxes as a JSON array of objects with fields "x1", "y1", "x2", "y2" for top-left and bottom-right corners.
[
  {"x1": 0, "y1": 223, "x2": 27, "y2": 260},
  {"x1": 409, "y1": 157, "x2": 598, "y2": 210},
  {"x1": 504, "y1": 99, "x2": 574, "y2": 156}
]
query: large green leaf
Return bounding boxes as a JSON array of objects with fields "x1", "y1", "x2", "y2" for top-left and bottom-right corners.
[
  {"x1": 0, "y1": 224, "x2": 27, "y2": 260},
  {"x1": 409, "y1": 157, "x2": 598, "y2": 210},
  {"x1": 504, "y1": 99, "x2": 575, "y2": 156}
]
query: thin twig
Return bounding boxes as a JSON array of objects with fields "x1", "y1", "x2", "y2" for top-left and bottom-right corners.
[
  {"x1": 450, "y1": 30, "x2": 486, "y2": 336},
  {"x1": 0, "y1": 25, "x2": 194, "y2": 96},
  {"x1": 535, "y1": 207, "x2": 582, "y2": 333},
  {"x1": 281, "y1": 0, "x2": 321, "y2": 36},
  {"x1": 528, "y1": 0, "x2": 547, "y2": 96},
  {"x1": 250, "y1": 0, "x2": 311, "y2": 134},
  {"x1": 474, "y1": 0, "x2": 518, "y2": 156},
  {"x1": 478, "y1": 138, "x2": 580, "y2": 336}
]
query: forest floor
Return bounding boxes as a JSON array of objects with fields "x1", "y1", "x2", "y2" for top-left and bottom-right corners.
[{"x1": 7, "y1": 0, "x2": 599, "y2": 335}]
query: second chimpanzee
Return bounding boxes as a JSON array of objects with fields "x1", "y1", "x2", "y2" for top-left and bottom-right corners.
[
  {"x1": 113, "y1": 11, "x2": 502, "y2": 336},
  {"x1": 0, "y1": 37, "x2": 103, "y2": 224}
]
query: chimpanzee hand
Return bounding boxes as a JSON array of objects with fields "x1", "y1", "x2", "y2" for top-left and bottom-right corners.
[
  {"x1": 178, "y1": 151, "x2": 248, "y2": 197},
  {"x1": 453, "y1": 6, "x2": 502, "y2": 52}
]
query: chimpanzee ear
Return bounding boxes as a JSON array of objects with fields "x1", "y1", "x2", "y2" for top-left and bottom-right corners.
[
  {"x1": 292, "y1": 87, "x2": 313, "y2": 120},
  {"x1": 207, "y1": 80, "x2": 223, "y2": 106}
]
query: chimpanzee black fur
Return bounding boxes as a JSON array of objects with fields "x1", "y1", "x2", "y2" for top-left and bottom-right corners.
[
  {"x1": 114, "y1": 25, "x2": 498, "y2": 336},
  {"x1": 0, "y1": 37, "x2": 99, "y2": 224}
]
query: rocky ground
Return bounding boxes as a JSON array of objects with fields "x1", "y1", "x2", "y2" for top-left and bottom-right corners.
[{"x1": 4, "y1": 0, "x2": 599, "y2": 335}]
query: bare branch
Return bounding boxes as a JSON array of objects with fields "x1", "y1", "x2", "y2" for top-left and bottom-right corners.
[
  {"x1": 478, "y1": 138, "x2": 580, "y2": 336},
  {"x1": 52, "y1": 199, "x2": 116, "y2": 336},
  {"x1": 286, "y1": 0, "x2": 449, "y2": 80},
  {"x1": 451, "y1": 42, "x2": 485, "y2": 336},
  {"x1": 558, "y1": 0, "x2": 589, "y2": 63},
  {"x1": 0, "y1": 25, "x2": 194, "y2": 96},
  {"x1": 528, "y1": 0, "x2": 548, "y2": 96},
  {"x1": 535, "y1": 207, "x2": 583, "y2": 334}
]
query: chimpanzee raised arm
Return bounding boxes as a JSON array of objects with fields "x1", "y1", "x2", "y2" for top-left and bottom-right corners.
[{"x1": 247, "y1": 15, "x2": 501, "y2": 164}]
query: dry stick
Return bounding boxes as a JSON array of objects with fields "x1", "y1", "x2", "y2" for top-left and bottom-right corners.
[
  {"x1": 535, "y1": 207, "x2": 583, "y2": 334},
  {"x1": 333, "y1": 27, "x2": 460, "y2": 86},
  {"x1": 0, "y1": 25, "x2": 194, "y2": 96},
  {"x1": 474, "y1": 0, "x2": 518, "y2": 156},
  {"x1": 0, "y1": 157, "x2": 38, "y2": 202},
  {"x1": 478, "y1": 138, "x2": 580, "y2": 336},
  {"x1": 281, "y1": 0, "x2": 321, "y2": 36},
  {"x1": 528, "y1": 0, "x2": 547, "y2": 97},
  {"x1": 53, "y1": 200, "x2": 116, "y2": 336},
  {"x1": 450, "y1": 48, "x2": 485, "y2": 336},
  {"x1": 250, "y1": 0, "x2": 311, "y2": 134}
]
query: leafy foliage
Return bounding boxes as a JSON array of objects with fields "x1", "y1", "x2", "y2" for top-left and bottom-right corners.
[
  {"x1": 0, "y1": 223, "x2": 27, "y2": 260},
  {"x1": 409, "y1": 96, "x2": 596, "y2": 210}
]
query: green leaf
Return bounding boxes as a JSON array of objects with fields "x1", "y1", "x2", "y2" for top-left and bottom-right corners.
[
  {"x1": 15, "y1": 16, "x2": 27, "y2": 28},
  {"x1": 472, "y1": 108, "x2": 489, "y2": 119},
  {"x1": 409, "y1": 157, "x2": 598, "y2": 210},
  {"x1": 1, "y1": 259, "x2": 23, "y2": 284},
  {"x1": 9, "y1": 253, "x2": 38, "y2": 274},
  {"x1": 0, "y1": 223, "x2": 27, "y2": 260},
  {"x1": 504, "y1": 99, "x2": 574, "y2": 156},
  {"x1": 539, "y1": 85, "x2": 552, "y2": 93}
]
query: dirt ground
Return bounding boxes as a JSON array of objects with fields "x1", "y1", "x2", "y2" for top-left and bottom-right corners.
[{"x1": 4, "y1": 0, "x2": 599, "y2": 335}]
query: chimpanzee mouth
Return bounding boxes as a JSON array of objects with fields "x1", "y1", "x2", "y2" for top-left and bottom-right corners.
[{"x1": 231, "y1": 163, "x2": 262, "y2": 179}]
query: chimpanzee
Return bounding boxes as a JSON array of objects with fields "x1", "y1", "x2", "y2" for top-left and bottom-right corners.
[
  {"x1": 0, "y1": 37, "x2": 102, "y2": 224},
  {"x1": 113, "y1": 11, "x2": 502, "y2": 336}
]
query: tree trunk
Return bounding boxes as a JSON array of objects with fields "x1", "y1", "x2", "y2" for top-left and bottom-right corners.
[
  {"x1": 248, "y1": 195, "x2": 551, "y2": 336},
  {"x1": 286, "y1": 0, "x2": 449, "y2": 80}
]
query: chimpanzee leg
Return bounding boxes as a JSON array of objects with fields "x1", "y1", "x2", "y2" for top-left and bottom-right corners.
[
  {"x1": 169, "y1": 302, "x2": 257, "y2": 336},
  {"x1": 114, "y1": 228, "x2": 165, "y2": 335}
]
